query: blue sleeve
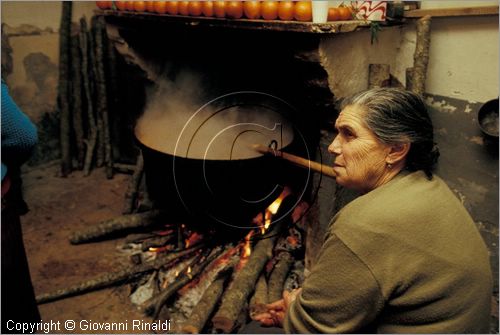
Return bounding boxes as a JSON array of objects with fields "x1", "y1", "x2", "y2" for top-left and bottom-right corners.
[{"x1": 1, "y1": 81, "x2": 38, "y2": 180}]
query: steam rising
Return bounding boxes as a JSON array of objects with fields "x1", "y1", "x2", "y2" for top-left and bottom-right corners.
[{"x1": 135, "y1": 70, "x2": 294, "y2": 160}]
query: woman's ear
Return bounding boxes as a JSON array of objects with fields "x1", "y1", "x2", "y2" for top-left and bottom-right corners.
[{"x1": 387, "y1": 143, "x2": 411, "y2": 165}]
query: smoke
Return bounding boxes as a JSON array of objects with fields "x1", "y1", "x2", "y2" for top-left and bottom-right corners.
[{"x1": 135, "y1": 68, "x2": 294, "y2": 160}]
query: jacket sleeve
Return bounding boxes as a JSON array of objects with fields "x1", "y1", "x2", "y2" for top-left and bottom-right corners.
[
  {"x1": 284, "y1": 232, "x2": 385, "y2": 333},
  {"x1": 1, "y1": 81, "x2": 38, "y2": 176}
]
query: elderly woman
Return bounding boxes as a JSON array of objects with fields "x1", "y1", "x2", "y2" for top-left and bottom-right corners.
[{"x1": 253, "y1": 88, "x2": 492, "y2": 333}]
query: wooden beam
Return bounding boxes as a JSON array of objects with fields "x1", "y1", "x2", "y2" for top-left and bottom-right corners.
[{"x1": 404, "y1": 6, "x2": 499, "y2": 18}]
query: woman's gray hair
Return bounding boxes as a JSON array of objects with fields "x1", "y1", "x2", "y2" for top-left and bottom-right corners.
[{"x1": 341, "y1": 87, "x2": 439, "y2": 178}]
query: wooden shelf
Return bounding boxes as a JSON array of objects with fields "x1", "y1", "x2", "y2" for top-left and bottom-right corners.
[
  {"x1": 404, "y1": 6, "x2": 499, "y2": 18},
  {"x1": 97, "y1": 9, "x2": 370, "y2": 34}
]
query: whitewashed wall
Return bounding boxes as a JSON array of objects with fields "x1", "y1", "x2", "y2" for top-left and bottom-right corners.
[{"x1": 320, "y1": 0, "x2": 499, "y2": 103}]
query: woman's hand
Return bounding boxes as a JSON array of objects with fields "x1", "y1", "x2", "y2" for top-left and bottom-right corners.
[{"x1": 251, "y1": 288, "x2": 302, "y2": 327}]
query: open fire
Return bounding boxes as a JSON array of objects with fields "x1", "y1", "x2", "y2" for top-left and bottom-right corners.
[{"x1": 37, "y1": 187, "x2": 308, "y2": 334}]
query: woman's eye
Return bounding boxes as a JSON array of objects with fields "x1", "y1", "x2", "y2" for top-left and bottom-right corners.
[{"x1": 344, "y1": 129, "x2": 355, "y2": 138}]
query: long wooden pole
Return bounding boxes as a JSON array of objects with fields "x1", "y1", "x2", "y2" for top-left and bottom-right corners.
[{"x1": 253, "y1": 144, "x2": 336, "y2": 179}]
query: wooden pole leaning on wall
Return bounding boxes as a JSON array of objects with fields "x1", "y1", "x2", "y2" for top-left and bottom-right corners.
[
  {"x1": 70, "y1": 30, "x2": 85, "y2": 170},
  {"x1": 58, "y1": 2, "x2": 72, "y2": 177},
  {"x1": 407, "y1": 15, "x2": 432, "y2": 96},
  {"x1": 80, "y1": 17, "x2": 98, "y2": 176},
  {"x1": 94, "y1": 15, "x2": 114, "y2": 179}
]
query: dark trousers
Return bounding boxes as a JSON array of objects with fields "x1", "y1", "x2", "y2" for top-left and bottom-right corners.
[{"x1": 1, "y1": 193, "x2": 40, "y2": 333}]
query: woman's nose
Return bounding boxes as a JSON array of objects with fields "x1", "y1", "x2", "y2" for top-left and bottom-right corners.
[{"x1": 328, "y1": 135, "x2": 341, "y2": 155}]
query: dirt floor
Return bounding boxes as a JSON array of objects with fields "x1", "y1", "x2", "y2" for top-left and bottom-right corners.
[{"x1": 20, "y1": 162, "x2": 152, "y2": 334}]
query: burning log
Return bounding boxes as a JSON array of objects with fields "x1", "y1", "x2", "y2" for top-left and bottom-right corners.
[
  {"x1": 211, "y1": 221, "x2": 285, "y2": 333},
  {"x1": 249, "y1": 274, "x2": 268, "y2": 318},
  {"x1": 122, "y1": 151, "x2": 144, "y2": 214},
  {"x1": 267, "y1": 252, "x2": 294, "y2": 303},
  {"x1": 69, "y1": 210, "x2": 164, "y2": 244},
  {"x1": 141, "y1": 234, "x2": 175, "y2": 252},
  {"x1": 144, "y1": 247, "x2": 224, "y2": 320},
  {"x1": 124, "y1": 232, "x2": 157, "y2": 244},
  {"x1": 181, "y1": 268, "x2": 232, "y2": 334},
  {"x1": 173, "y1": 244, "x2": 240, "y2": 319},
  {"x1": 36, "y1": 244, "x2": 204, "y2": 304}
]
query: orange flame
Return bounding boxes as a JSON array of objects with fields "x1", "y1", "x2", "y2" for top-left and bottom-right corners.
[
  {"x1": 258, "y1": 186, "x2": 291, "y2": 234},
  {"x1": 148, "y1": 245, "x2": 175, "y2": 253},
  {"x1": 185, "y1": 232, "x2": 204, "y2": 249},
  {"x1": 242, "y1": 231, "x2": 253, "y2": 258}
]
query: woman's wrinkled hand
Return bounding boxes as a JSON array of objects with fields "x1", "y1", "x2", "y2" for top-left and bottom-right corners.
[{"x1": 251, "y1": 288, "x2": 302, "y2": 328}]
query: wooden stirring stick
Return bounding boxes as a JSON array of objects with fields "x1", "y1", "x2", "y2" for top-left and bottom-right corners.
[{"x1": 253, "y1": 144, "x2": 337, "y2": 179}]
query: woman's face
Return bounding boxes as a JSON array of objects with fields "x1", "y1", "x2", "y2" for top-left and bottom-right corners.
[{"x1": 328, "y1": 105, "x2": 392, "y2": 193}]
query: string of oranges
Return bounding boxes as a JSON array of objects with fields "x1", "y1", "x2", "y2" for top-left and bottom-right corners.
[{"x1": 96, "y1": 1, "x2": 354, "y2": 22}]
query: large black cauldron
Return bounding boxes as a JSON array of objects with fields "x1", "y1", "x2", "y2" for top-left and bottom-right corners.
[
  {"x1": 135, "y1": 95, "x2": 298, "y2": 234},
  {"x1": 137, "y1": 140, "x2": 290, "y2": 233}
]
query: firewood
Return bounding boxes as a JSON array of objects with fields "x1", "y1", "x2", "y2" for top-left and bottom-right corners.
[
  {"x1": 211, "y1": 221, "x2": 285, "y2": 333},
  {"x1": 411, "y1": 15, "x2": 432, "y2": 96},
  {"x1": 144, "y1": 247, "x2": 224, "y2": 319},
  {"x1": 80, "y1": 17, "x2": 98, "y2": 176},
  {"x1": 141, "y1": 234, "x2": 175, "y2": 252},
  {"x1": 112, "y1": 163, "x2": 136, "y2": 174},
  {"x1": 69, "y1": 210, "x2": 164, "y2": 244},
  {"x1": 70, "y1": 31, "x2": 85, "y2": 170},
  {"x1": 94, "y1": 15, "x2": 113, "y2": 179},
  {"x1": 58, "y1": 2, "x2": 72, "y2": 177},
  {"x1": 249, "y1": 273, "x2": 268, "y2": 318},
  {"x1": 125, "y1": 232, "x2": 157, "y2": 244},
  {"x1": 181, "y1": 268, "x2": 232, "y2": 334},
  {"x1": 267, "y1": 252, "x2": 294, "y2": 302},
  {"x1": 36, "y1": 244, "x2": 204, "y2": 304},
  {"x1": 123, "y1": 151, "x2": 144, "y2": 214},
  {"x1": 284, "y1": 260, "x2": 305, "y2": 292},
  {"x1": 105, "y1": 25, "x2": 120, "y2": 160},
  {"x1": 89, "y1": 17, "x2": 104, "y2": 169}
]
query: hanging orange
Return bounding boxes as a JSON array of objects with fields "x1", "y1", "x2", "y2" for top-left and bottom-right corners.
[
  {"x1": 278, "y1": 1, "x2": 294, "y2": 20},
  {"x1": 134, "y1": 1, "x2": 147, "y2": 12},
  {"x1": 114, "y1": 0, "x2": 127, "y2": 10},
  {"x1": 125, "y1": 1, "x2": 135, "y2": 11},
  {"x1": 226, "y1": 1, "x2": 243, "y2": 19},
  {"x1": 165, "y1": 1, "x2": 178, "y2": 14},
  {"x1": 145, "y1": 1, "x2": 155, "y2": 12},
  {"x1": 178, "y1": 1, "x2": 190, "y2": 15},
  {"x1": 261, "y1": 1, "x2": 279, "y2": 20},
  {"x1": 202, "y1": 1, "x2": 214, "y2": 16},
  {"x1": 153, "y1": 1, "x2": 167, "y2": 14},
  {"x1": 294, "y1": 1, "x2": 312, "y2": 21},
  {"x1": 243, "y1": 1, "x2": 261, "y2": 19},
  {"x1": 188, "y1": 1, "x2": 203, "y2": 16},
  {"x1": 96, "y1": 1, "x2": 112, "y2": 9},
  {"x1": 213, "y1": 1, "x2": 226, "y2": 18}
]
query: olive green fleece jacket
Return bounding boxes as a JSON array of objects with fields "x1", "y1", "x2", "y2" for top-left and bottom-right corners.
[{"x1": 284, "y1": 171, "x2": 492, "y2": 333}]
